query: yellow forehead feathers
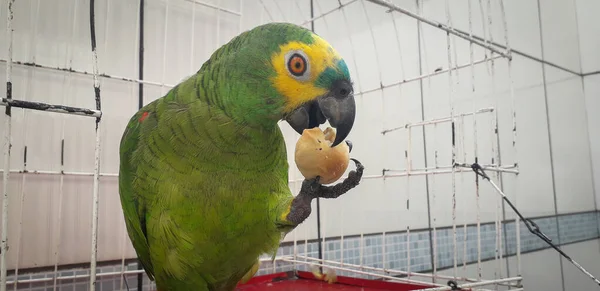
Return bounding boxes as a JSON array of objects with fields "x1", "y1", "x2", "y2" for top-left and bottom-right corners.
[{"x1": 270, "y1": 35, "x2": 342, "y2": 113}]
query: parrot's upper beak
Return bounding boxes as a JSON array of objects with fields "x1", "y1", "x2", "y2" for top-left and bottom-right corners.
[{"x1": 285, "y1": 79, "x2": 355, "y2": 147}]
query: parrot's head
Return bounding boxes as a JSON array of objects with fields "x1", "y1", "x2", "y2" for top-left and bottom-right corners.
[
  {"x1": 210, "y1": 22, "x2": 355, "y2": 147},
  {"x1": 270, "y1": 27, "x2": 355, "y2": 148}
]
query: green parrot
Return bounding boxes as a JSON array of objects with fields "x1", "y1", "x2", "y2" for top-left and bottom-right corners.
[{"x1": 118, "y1": 22, "x2": 364, "y2": 291}]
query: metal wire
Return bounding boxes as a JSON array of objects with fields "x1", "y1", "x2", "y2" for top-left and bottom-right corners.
[
  {"x1": 52, "y1": 1, "x2": 79, "y2": 289},
  {"x1": 12, "y1": 2, "x2": 41, "y2": 288},
  {"x1": 0, "y1": 2, "x2": 15, "y2": 291},
  {"x1": 471, "y1": 164, "x2": 600, "y2": 286},
  {"x1": 365, "y1": 0, "x2": 511, "y2": 59}
]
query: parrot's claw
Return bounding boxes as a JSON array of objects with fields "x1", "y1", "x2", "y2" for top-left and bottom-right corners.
[
  {"x1": 284, "y1": 159, "x2": 364, "y2": 227},
  {"x1": 301, "y1": 158, "x2": 364, "y2": 200},
  {"x1": 350, "y1": 158, "x2": 364, "y2": 174}
]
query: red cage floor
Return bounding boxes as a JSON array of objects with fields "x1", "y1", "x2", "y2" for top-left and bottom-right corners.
[{"x1": 236, "y1": 271, "x2": 442, "y2": 291}]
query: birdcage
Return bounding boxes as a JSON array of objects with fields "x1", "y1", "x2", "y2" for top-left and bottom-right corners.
[{"x1": 1, "y1": 0, "x2": 599, "y2": 291}]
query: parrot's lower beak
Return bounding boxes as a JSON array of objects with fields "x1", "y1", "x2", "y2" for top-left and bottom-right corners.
[{"x1": 285, "y1": 79, "x2": 355, "y2": 147}]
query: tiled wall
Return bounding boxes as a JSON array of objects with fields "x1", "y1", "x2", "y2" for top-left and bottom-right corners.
[{"x1": 8, "y1": 211, "x2": 599, "y2": 291}]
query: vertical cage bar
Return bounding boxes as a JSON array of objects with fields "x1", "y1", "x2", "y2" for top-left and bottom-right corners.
[
  {"x1": 53, "y1": 0, "x2": 78, "y2": 288},
  {"x1": 465, "y1": 0, "x2": 477, "y2": 278},
  {"x1": 478, "y1": 0, "x2": 489, "y2": 68},
  {"x1": 417, "y1": 0, "x2": 431, "y2": 91},
  {"x1": 389, "y1": 22, "x2": 406, "y2": 82},
  {"x1": 318, "y1": 7, "x2": 367, "y2": 264},
  {"x1": 359, "y1": 0, "x2": 383, "y2": 85},
  {"x1": 335, "y1": 0, "x2": 362, "y2": 94},
  {"x1": 416, "y1": 0, "x2": 437, "y2": 282},
  {"x1": 339, "y1": 214, "x2": 344, "y2": 265},
  {"x1": 460, "y1": 118, "x2": 467, "y2": 273},
  {"x1": 307, "y1": 0, "x2": 324, "y2": 271},
  {"x1": 380, "y1": 81, "x2": 386, "y2": 273},
  {"x1": 476, "y1": 173, "x2": 482, "y2": 283},
  {"x1": 136, "y1": 0, "x2": 145, "y2": 289},
  {"x1": 406, "y1": 127, "x2": 412, "y2": 278},
  {"x1": 444, "y1": 0, "x2": 458, "y2": 279},
  {"x1": 0, "y1": 1, "x2": 15, "y2": 291},
  {"x1": 466, "y1": 0, "x2": 483, "y2": 281},
  {"x1": 189, "y1": 0, "x2": 196, "y2": 73},
  {"x1": 303, "y1": 218, "x2": 308, "y2": 267},
  {"x1": 388, "y1": 1, "x2": 409, "y2": 274},
  {"x1": 493, "y1": 109, "x2": 505, "y2": 280},
  {"x1": 321, "y1": 209, "x2": 326, "y2": 269},
  {"x1": 258, "y1": 0, "x2": 273, "y2": 22},
  {"x1": 381, "y1": 231, "x2": 386, "y2": 271},
  {"x1": 498, "y1": 0, "x2": 521, "y2": 279},
  {"x1": 292, "y1": 177, "x2": 299, "y2": 271},
  {"x1": 138, "y1": 0, "x2": 145, "y2": 107},
  {"x1": 338, "y1": 182, "x2": 345, "y2": 269},
  {"x1": 238, "y1": 0, "x2": 243, "y2": 33},
  {"x1": 485, "y1": 0, "x2": 506, "y2": 281},
  {"x1": 359, "y1": 0, "x2": 388, "y2": 274},
  {"x1": 54, "y1": 135, "x2": 66, "y2": 291},
  {"x1": 309, "y1": 0, "x2": 348, "y2": 274},
  {"x1": 446, "y1": 0, "x2": 459, "y2": 79},
  {"x1": 491, "y1": 78, "x2": 502, "y2": 281},
  {"x1": 498, "y1": 2, "x2": 516, "y2": 151},
  {"x1": 293, "y1": 0, "x2": 307, "y2": 29},
  {"x1": 215, "y1": 0, "x2": 221, "y2": 50},
  {"x1": 13, "y1": 1, "x2": 40, "y2": 285},
  {"x1": 88, "y1": 0, "x2": 103, "y2": 289},
  {"x1": 160, "y1": 0, "x2": 170, "y2": 97},
  {"x1": 432, "y1": 127, "x2": 438, "y2": 283},
  {"x1": 271, "y1": 0, "x2": 285, "y2": 21},
  {"x1": 288, "y1": 3, "x2": 301, "y2": 266},
  {"x1": 120, "y1": 1, "x2": 143, "y2": 290}
]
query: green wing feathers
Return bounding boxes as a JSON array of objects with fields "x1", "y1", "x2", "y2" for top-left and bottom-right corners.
[{"x1": 118, "y1": 109, "x2": 155, "y2": 280}]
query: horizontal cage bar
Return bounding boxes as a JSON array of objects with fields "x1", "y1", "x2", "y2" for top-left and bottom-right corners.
[
  {"x1": 0, "y1": 98, "x2": 102, "y2": 118},
  {"x1": 382, "y1": 107, "x2": 495, "y2": 134}
]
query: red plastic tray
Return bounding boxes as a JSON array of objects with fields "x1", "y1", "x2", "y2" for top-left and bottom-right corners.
[{"x1": 236, "y1": 271, "x2": 440, "y2": 291}]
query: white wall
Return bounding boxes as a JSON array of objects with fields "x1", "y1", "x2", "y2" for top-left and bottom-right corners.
[
  {"x1": 560, "y1": 239, "x2": 600, "y2": 290},
  {"x1": 436, "y1": 247, "x2": 564, "y2": 291},
  {"x1": 584, "y1": 75, "x2": 600, "y2": 210},
  {"x1": 430, "y1": 239, "x2": 600, "y2": 291},
  {"x1": 575, "y1": 0, "x2": 600, "y2": 74},
  {"x1": 0, "y1": 1, "x2": 598, "y2": 288}
]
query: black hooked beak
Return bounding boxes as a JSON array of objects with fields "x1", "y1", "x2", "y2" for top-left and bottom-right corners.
[{"x1": 285, "y1": 79, "x2": 355, "y2": 147}]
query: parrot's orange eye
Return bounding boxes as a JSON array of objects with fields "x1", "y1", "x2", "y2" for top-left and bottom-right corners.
[
  {"x1": 285, "y1": 50, "x2": 310, "y2": 81},
  {"x1": 287, "y1": 53, "x2": 307, "y2": 77}
]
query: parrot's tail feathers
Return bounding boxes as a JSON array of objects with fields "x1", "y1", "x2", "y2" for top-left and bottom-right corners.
[
  {"x1": 268, "y1": 243, "x2": 279, "y2": 263},
  {"x1": 238, "y1": 261, "x2": 260, "y2": 285}
]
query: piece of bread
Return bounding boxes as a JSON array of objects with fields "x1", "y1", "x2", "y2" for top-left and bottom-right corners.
[{"x1": 295, "y1": 127, "x2": 350, "y2": 185}]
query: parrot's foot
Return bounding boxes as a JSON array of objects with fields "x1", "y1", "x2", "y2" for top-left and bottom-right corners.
[
  {"x1": 284, "y1": 159, "x2": 364, "y2": 226},
  {"x1": 301, "y1": 158, "x2": 364, "y2": 200},
  {"x1": 310, "y1": 265, "x2": 338, "y2": 284}
]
